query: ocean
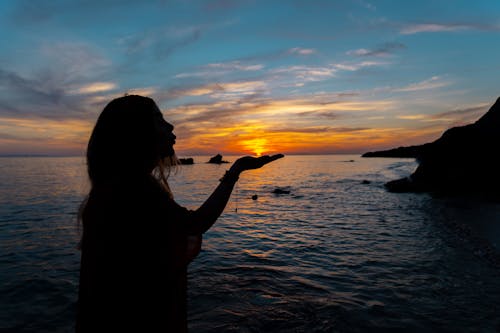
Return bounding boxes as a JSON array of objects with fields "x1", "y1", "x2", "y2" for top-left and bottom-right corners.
[{"x1": 1, "y1": 155, "x2": 500, "y2": 332}]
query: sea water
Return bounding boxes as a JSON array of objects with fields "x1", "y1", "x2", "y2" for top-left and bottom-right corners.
[{"x1": 1, "y1": 155, "x2": 500, "y2": 332}]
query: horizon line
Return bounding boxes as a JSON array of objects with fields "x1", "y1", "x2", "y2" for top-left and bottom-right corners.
[{"x1": 0, "y1": 152, "x2": 376, "y2": 158}]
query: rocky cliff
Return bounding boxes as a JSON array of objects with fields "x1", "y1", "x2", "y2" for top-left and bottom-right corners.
[{"x1": 365, "y1": 97, "x2": 500, "y2": 195}]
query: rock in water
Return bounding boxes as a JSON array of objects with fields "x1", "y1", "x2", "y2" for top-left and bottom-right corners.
[
  {"x1": 208, "y1": 154, "x2": 229, "y2": 164},
  {"x1": 384, "y1": 97, "x2": 500, "y2": 195},
  {"x1": 179, "y1": 158, "x2": 194, "y2": 165},
  {"x1": 272, "y1": 188, "x2": 291, "y2": 195}
]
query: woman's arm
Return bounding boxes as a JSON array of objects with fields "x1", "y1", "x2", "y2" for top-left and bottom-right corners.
[{"x1": 186, "y1": 154, "x2": 284, "y2": 234}]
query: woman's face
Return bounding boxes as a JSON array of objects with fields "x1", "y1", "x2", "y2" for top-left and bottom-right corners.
[{"x1": 154, "y1": 107, "x2": 176, "y2": 158}]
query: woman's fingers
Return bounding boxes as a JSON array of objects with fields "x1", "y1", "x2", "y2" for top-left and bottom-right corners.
[
  {"x1": 233, "y1": 154, "x2": 284, "y2": 172},
  {"x1": 269, "y1": 153, "x2": 284, "y2": 161},
  {"x1": 259, "y1": 154, "x2": 284, "y2": 166}
]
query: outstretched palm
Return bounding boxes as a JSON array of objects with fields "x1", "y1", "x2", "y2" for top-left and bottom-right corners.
[{"x1": 232, "y1": 154, "x2": 284, "y2": 173}]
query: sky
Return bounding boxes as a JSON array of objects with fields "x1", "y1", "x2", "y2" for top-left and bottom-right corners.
[{"x1": 0, "y1": 0, "x2": 499, "y2": 156}]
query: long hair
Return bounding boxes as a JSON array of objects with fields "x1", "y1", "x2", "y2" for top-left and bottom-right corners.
[{"x1": 77, "y1": 95, "x2": 177, "y2": 245}]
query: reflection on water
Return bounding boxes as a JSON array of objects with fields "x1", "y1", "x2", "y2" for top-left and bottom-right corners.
[{"x1": 1, "y1": 155, "x2": 500, "y2": 332}]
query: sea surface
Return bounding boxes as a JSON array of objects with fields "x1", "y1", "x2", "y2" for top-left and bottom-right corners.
[{"x1": 1, "y1": 155, "x2": 500, "y2": 332}]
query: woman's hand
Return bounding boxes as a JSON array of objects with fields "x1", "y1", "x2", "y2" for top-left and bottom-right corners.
[{"x1": 230, "y1": 154, "x2": 284, "y2": 174}]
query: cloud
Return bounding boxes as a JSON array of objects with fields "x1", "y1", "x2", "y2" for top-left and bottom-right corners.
[
  {"x1": 174, "y1": 47, "x2": 381, "y2": 89},
  {"x1": 401, "y1": 23, "x2": 467, "y2": 35},
  {"x1": 118, "y1": 19, "x2": 237, "y2": 64},
  {"x1": 118, "y1": 25, "x2": 204, "y2": 61},
  {"x1": 356, "y1": 0, "x2": 376, "y2": 11},
  {"x1": 176, "y1": 61, "x2": 381, "y2": 99},
  {"x1": 0, "y1": 68, "x2": 65, "y2": 109},
  {"x1": 0, "y1": 64, "x2": 117, "y2": 121},
  {"x1": 270, "y1": 126, "x2": 370, "y2": 133},
  {"x1": 209, "y1": 81, "x2": 267, "y2": 99},
  {"x1": 10, "y1": 0, "x2": 150, "y2": 24},
  {"x1": 164, "y1": 95, "x2": 394, "y2": 129},
  {"x1": 174, "y1": 46, "x2": 318, "y2": 80},
  {"x1": 205, "y1": 62, "x2": 264, "y2": 71},
  {"x1": 400, "y1": 23, "x2": 500, "y2": 35},
  {"x1": 158, "y1": 80, "x2": 266, "y2": 102},
  {"x1": 155, "y1": 29, "x2": 202, "y2": 60},
  {"x1": 126, "y1": 87, "x2": 158, "y2": 97},
  {"x1": 40, "y1": 42, "x2": 110, "y2": 76},
  {"x1": 394, "y1": 76, "x2": 450, "y2": 92},
  {"x1": 175, "y1": 46, "x2": 318, "y2": 79},
  {"x1": 175, "y1": 61, "x2": 264, "y2": 79},
  {"x1": 397, "y1": 114, "x2": 428, "y2": 120},
  {"x1": 427, "y1": 104, "x2": 490, "y2": 126},
  {"x1": 0, "y1": 116, "x2": 92, "y2": 155},
  {"x1": 334, "y1": 60, "x2": 389, "y2": 71},
  {"x1": 68, "y1": 82, "x2": 117, "y2": 95},
  {"x1": 432, "y1": 104, "x2": 489, "y2": 120},
  {"x1": 288, "y1": 47, "x2": 317, "y2": 55},
  {"x1": 346, "y1": 42, "x2": 406, "y2": 57},
  {"x1": 0, "y1": 116, "x2": 91, "y2": 147},
  {"x1": 271, "y1": 65, "x2": 337, "y2": 82},
  {"x1": 396, "y1": 103, "x2": 489, "y2": 125}
]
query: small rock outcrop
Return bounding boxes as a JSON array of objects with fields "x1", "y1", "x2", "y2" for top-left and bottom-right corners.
[
  {"x1": 208, "y1": 154, "x2": 229, "y2": 164},
  {"x1": 272, "y1": 188, "x2": 291, "y2": 195},
  {"x1": 370, "y1": 97, "x2": 500, "y2": 195},
  {"x1": 179, "y1": 158, "x2": 194, "y2": 165}
]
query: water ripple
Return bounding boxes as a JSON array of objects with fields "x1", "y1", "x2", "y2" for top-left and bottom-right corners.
[{"x1": 2, "y1": 156, "x2": 500, "y2": 332}]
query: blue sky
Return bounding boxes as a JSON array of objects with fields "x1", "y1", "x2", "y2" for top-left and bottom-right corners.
[{"x1": 1, "y1": 0, "x2": 499, "y2": 155}]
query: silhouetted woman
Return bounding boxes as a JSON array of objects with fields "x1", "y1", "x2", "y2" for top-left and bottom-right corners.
[{"x1": 76, "y1": 95, "x2": 283, "y2": 332}]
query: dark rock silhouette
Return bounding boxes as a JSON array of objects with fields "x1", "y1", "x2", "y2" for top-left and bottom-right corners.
[
  {"x1": 179, "y1": 158, "x2": 194, "y2": 165},
  {"x1": 372, "y1": 97, "x2": 500, "y2": 195},
  {"x1": 272, "y1": 188, "x2": 291, "y2": 195},
  {"x1": 362, "y1": 144, "x2": 431, "y2": 158},
  {"x1": 208, "y1": 154, "x2": 229, "y2": 164}
]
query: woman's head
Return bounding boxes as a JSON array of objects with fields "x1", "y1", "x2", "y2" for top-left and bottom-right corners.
[{"x1": 87, "y1": 95, "x2": 177, "y2": 187}]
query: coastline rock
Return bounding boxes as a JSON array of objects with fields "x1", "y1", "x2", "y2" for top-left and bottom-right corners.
[
  {"x1": 208, "y1": 154, "x2": 229, "y2": 164},
  {"x1": 362, "y1": 144, "x2": 431, "y2": 158},
  {"x1": 376, "y1": 97, "x2": 500, "y2": 195},
  {"x1": 179, "y1": 158, "x2": 194, "y2": 165}
]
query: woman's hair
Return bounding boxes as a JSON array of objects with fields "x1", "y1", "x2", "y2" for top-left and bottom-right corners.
[
  {"x1": 77, "y1": 95, "x2": 177, "y2": 245},
  {"x1": 86, "y1": 94, "x2": 177, "y2": 192}
]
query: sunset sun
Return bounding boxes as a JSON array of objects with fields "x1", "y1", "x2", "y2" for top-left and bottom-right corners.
[{"x1": 240, "y1": 138, "x2": 268, "y2": 156}]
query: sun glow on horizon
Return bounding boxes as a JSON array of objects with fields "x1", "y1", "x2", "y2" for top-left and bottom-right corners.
[{"x1": 239, "y1": 137, "x2": 269, "y2": 156}]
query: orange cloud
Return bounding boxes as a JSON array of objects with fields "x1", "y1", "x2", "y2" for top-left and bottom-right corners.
[
  {"x1": 162, "y1": 95, "x2": 448, "y2": 155},
  {"x1": 69, "y1": 82, "x2": 117, "y2": 95},
  {"x1": 0, "y1": 117, "x2": 92, "y2": 155},
  {"x1": 0, "y1": 91, "x2": 453, "y2": 156}
]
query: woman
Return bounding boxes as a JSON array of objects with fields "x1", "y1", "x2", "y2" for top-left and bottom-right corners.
[{"x1": 76, "y1": 95, "x2": 283, "y2": 332}]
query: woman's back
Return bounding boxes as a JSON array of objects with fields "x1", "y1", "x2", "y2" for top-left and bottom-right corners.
[{"x1": 77, "y1": 176, "x2": 190, "y2": 332}]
